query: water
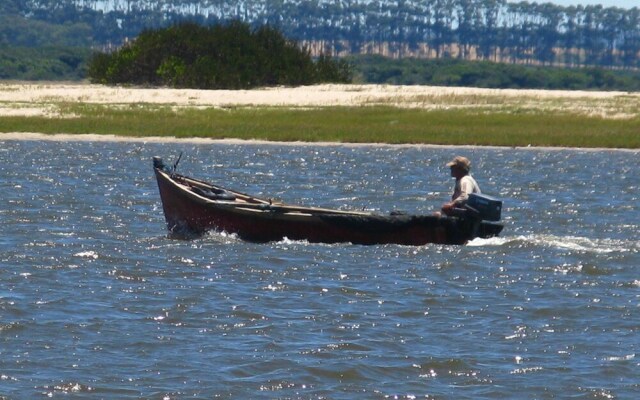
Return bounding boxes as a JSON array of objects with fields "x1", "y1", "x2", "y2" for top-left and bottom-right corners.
[{"x1": 1, "y1": 139, "x2": 638, "y2": 399}]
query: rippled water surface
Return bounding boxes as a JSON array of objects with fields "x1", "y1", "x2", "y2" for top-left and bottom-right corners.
[{"x1": 1, "y1": 139, "x2": 638, "y2": 399}]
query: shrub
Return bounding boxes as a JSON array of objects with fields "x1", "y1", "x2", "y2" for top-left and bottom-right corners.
[{"x1": 88, "y1": 21, "x2": 352, "y2": 89}]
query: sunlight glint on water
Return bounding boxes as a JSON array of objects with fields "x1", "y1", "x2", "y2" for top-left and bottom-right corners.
[{"x1": 0, "y1": 140, "x2": 638, "y2": 398}]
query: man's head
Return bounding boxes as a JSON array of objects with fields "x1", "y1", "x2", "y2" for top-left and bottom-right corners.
[{"x1": 446, "y1": 156, "x2": 471, "y2": 178}]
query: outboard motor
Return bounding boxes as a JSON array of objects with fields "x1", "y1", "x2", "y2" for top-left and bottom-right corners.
[{"x1": 465, "y1": 193, "x2": 502, "y2": 221}]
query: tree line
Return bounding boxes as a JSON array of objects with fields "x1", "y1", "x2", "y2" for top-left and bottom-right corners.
[
  {"x1": 88, "y1": 21, "x2": 351, "y2": 89},
  {"x1": 0, "y1": 46, "x2": 90, "y2": 80},
  {"x1": 351, "y1": 55, "x2": 640, "y2": 90},
  {"x1": 5, "y1": 0, "x2": 640, "y2": 69}
]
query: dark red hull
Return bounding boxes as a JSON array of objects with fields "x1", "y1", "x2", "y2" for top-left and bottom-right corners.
[{"x1": 154, "y1": 161, "x2": 503, "y2": 245}]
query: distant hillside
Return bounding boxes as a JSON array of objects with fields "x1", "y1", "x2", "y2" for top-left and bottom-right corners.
[
  {"x1": 4, "y1": 0, "x2": 640, "y2": 88},
  {"x1": 4, "y1": 0, "x2": 640, "y2": 69}
]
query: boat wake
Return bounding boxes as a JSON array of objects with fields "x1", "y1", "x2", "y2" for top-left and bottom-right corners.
[
  {"x1": 201, "y1": 230, "x2": 243, "y2": 244},
  {"x1": 467, "y1": 234, "x2": 638, "y2": 253}
]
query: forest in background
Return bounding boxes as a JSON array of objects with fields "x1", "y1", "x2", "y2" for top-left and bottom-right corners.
[
  {"x1": 350, "y1": 55, "x2": 640, "y2": 90},
  {"x1": 4, "y1": 0, "x2": 640, "y2": 67},
  {"x1": 2, "y1": 0, "x2": 640, "y2": 88}
]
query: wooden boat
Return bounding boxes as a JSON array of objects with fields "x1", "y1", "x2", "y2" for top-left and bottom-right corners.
[{"x1": 153, "y1": 157, "x2": 504, "y2": 245}]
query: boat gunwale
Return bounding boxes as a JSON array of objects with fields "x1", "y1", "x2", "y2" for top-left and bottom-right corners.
[{"x1": 156, "y1": 168, "x2": 375, "y2": 217}]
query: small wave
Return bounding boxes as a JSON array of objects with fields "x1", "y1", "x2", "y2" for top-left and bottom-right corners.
[
  {"x1": 274, "y1": 237, "x2": 347, "y2": 248},
  {"x1": 1, "y1": 374, "x2": 18, "y2": 382},
  {"x1": 510, "y1": 366, "x2": 544, "y2": 374},
  {"x1": 107, "y1": 269, "x2": 147, "y2": 282},
  {"x1": 73, "y1": 250, "x2": 99, "y2": 259},
  {"x1": 466, "y1": 236, "x2": 510, "y2": 246},
  {"x1": 472, "y1": 234, "x2": 637, "y2": 253},
  {"x1": 278, "y1": 237, "x2": 311, "y2": 246},
  {"x1": 539, "y1": 236, "x2": 625, "y2": 253},
  {"x1": 604, "y1": 354, "x2": 635, "y2": 362},
  {"x1": 201, "y1": 230, "x2": 241, "y2": 244},
  {"x1": 0, "y1": 322, "x2": 24, "y2": 333},
  {"x1": 42, "y1": 382, "x2": 93, "y2": 395},
  {"x1": 413, "y1": 358, "x2": 472, "y2": 372}
]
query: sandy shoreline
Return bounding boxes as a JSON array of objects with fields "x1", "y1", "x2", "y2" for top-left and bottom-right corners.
[
  {"x1": 2, "y1": 132, "x2": 637, "y2": 153},
  {"x1": 2, "y1": 82, "x2": 630, "y2": 106},
  {"x1": 2, "y1": 82, "x2": 639, "y2": 117},
  {"x1": 1, "y1": 82, "x2": 638, "y2": 151}
]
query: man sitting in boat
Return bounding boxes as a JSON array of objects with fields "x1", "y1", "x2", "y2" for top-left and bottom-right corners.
[{"x1": 440, "y1": 156, "x2": 481, "y2": 216}]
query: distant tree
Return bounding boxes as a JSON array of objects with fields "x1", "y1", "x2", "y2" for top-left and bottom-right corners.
[
  {"x1": 87, "y1": 21, "x2": 352, "y2": 88},
  {"x1": 314, "y1": 53, "x2": 352, "y2": 83}
]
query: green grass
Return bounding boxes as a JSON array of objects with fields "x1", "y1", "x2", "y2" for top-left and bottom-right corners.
[{"x1": 1, "y1": 103, "x2": 639, "y2": 148}]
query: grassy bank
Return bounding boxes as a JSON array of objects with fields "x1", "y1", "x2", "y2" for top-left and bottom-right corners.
[{"x1": 1, "y1": 102, "x2": 639, "y2": 148}]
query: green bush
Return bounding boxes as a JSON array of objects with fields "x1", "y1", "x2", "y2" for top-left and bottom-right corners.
[{"x1": 88, "y1": 21, "x2": 352, "y2": 89}]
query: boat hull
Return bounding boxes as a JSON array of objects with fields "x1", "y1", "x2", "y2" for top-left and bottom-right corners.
[{"x1": 154, "y1": 165, "x2": 503, "y2": 245}]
